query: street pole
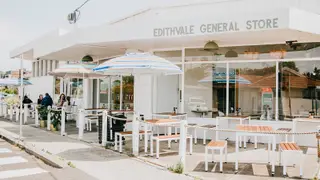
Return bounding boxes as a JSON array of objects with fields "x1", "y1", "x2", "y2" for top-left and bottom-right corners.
[{"x1": 19, "y1": 55, "x2": 24, "y2": 140}]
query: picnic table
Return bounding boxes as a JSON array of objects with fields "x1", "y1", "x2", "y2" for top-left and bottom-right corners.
[
  {"x1": 235, "y1": 125, "x2": 276, "y2": 175},
  {"x1": 143, "y1": 119, "x2": 180, "y2": 153}
]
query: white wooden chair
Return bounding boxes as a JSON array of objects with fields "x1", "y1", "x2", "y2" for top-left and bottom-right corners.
[
  {"x1": 150, "y1": 134, "x2": 193, "y2": 159},
  {"x1": 205, "y1": 140, "x2": 227, "y2": 173},
  {"x1": 279, "y1": 142, "x2": 304, "y2": 177},
  {"x1": 114, "y1": 130, "x2": 152, "y2": 153}
]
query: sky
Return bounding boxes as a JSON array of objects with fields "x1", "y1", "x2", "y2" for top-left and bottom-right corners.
[{"x1": 0, "y1": 0, "x2": 209, "y2": 72}]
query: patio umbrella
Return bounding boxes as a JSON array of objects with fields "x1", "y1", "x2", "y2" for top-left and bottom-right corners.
[
  {"x1": 0, "y1": 78, "x2": 32, "y2": 86},
  {"x1": 48, "y1": 63, "x2": 106, "y2": 79},
  {"x1": 93, "y1": 52, "x2": 182, "y2": 156},
  {"x1": 199, "y1": 73, "x2": 251, "y2": 84},
  {"x1": 93, "y1": 52, "x2": 182, "y2": 75}
]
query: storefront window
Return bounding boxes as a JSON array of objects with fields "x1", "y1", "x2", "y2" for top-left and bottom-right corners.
[
  {"x1": 99, "y1": 79, "x2": 109, "y2": 108},
  {"x1": 71, "y1": 79, "x2": 83, "y2": 98},
  {"x1": 278, "y1": 61, "x2": 320, "y2": 120},
  {"x1": 111, "y1": 76, "x2": 121, "y2": 110},
  {"x1": 184, "y1": 63, "x2": 227, "y2": 118},
  {"x1": 229, "y1": 62, "x2": 276, "y2": 120},
  {"x1": 122, "y1": 76, "x2": 134, "y2": 110},
  {"x1": 154, "y1": 50, "x2": 182, "y2": 63}
]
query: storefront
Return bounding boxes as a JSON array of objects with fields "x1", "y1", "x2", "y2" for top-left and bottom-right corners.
[{"x1": 10, "y1": 0, "x2": 320, "y2": 145}]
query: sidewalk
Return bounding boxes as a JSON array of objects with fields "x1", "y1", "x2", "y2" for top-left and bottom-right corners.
[{"x1": 0, "y1": 119, "x2": 192, "y2": 180}]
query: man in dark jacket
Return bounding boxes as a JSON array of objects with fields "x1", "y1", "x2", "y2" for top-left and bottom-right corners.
[{"x1": 41, "y1": 93, "x2": 53, "y2": 107}]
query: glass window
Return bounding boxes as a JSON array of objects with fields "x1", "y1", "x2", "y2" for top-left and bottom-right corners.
[
  {"x1": 71, "y1": 79, "x2": 83, "y2": 98},
  {"x1": 229, "y1": 62, "x2": 276, "y2": 120},
  {"x1": 122, "y1": 76, "x2": 134, "y2": 110},
  {"x1": 184, "y1": 63, "x2": 227, "y2": 117},
  {"x1": 111, "y1": 76, "x2": 121, "y2": 110},
  {"x1": 154, "y1": 50, "x2": 182, "y2": 63},
  {"x1": 278, "y1": 61, "x2": 320, "y2": 120},
  {"x1": 99, "y1": 79, "x2": 109, "y2": 108}
]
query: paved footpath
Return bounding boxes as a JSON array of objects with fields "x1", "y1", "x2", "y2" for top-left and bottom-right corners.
[{"x1": 0, "y1": 119, "x2": 191, "y2": 180}]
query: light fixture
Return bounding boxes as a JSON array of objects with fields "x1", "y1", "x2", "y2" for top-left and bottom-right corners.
[
  {"x1": 203, "y1": 41, "x2": 219, "y2": 51},
  {"x1": 225, "y1": 49, "x2": 238, "y2": 58},
  {"x1": 81, "y1": 55, "x2": 93, "y2": 62}
]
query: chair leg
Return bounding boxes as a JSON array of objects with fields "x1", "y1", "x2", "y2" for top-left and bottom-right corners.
[
  {"x1": 119, "y1": 134, "x2": 123, "y2": 153},
  {"x1": 189, "y1": 137, "x2": 193, "y2": 155},
  {"x1": 194, "y1": 129, "x2": 197, "y2": 144},
  {"x1": 203, "y1": 130, "x2": 206, "y2": 145},
  {"x1": 300, "y1": 151, "x2": 303, "y2": 178},
  {"x1": 156, "y1": 140, "x2": 160, "y2": 159},
  {"x1": 279, "y1": 147, "x2": 281, "y2": 166},
  {"x1": 174, "y1": 127, "x2": 178, "y2": 143},
  {"x1": 225, "y1": 143, "x2": 227, "y2": 162},
  {"x1": 239, "y1": 136, "x2": 242, "y2": 148},
  {"x1": 267, "y1": 138, "x2": 271, "y2": 163},
  {"x1": 283, "y1": 152, "x2": 287, "y2": 177},
  {"x1": 254, "y1": 136, "x2": 257, "y2": 149},
  {"x1": 205, "y1": 147, "x2": 208, "y2": 172},
  {"x1": 114, "y1": 134, "x2": 118, "y2": 151},
  {"x1": 150, "y1": 138, "x2": 154, "y2": 157},
  {"x1": 220, "y1": 149, "x2": 223, "y2": 173},
  {"x1": 244, "y1": 136, "x2": 247, "y2": 149},
  {"x1": 212, "y1": 149, "x2": 214, "y2": 163}
]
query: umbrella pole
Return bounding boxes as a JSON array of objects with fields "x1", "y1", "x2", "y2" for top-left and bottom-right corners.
[{"x1": 19, "y1": 56, "x2": 24, "y2": 140}]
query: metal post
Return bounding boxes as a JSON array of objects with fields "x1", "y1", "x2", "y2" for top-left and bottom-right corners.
[
  {"x1": 35, "y1": 106, "x2": 39, "y2": 127},
  {"x1": 179, "y1": 120, "x2": 187, "y2": 171},
  {"x1": 226, "y1": 62, "x2": 230, "y2": 116},
  {"x1": 61, "y1": 107, "x2": 66, "y2": 136},
  {"x1": 0, "y1": 103, "x2": 3, "y2": 117},
  {"x1": 47, "y1": 106, "x2": 51, "y2": 131},
  {"x1": 120, "y1": 76, "x2": 123, "y2": 110},
  {"x1": 3, "y1": 104, "x2": 7, "y2": 118},
  {"x1": 180, "y1": 48, "x2": 185, "y2": 113},
  {"x1": 276, "y1": 61, "x2": 279, "y2": 121},
  {"x1": 9, "y1": 105, "x2": 13, "y2": 120},
  {"x1": 78, "y1": 109, "x2": 85, "y2": 140},
  {"x1": 24, "y1": 104, "x2": 28, "y2": 124},
  {"x1": 15, "y1": 106, "x2": 19, "y2": 122},
  {"x1": 19, "y1": 57, "x2": 24, "y2": 139},
  {"x1": 102, "y1": 110, "x2": 107, "y2": 146},
  {"x1": 132, "y1": 113, "x2": 140, "y2": 156}
]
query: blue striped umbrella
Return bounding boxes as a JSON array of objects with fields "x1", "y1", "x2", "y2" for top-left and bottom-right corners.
[
  {"x1": 93, "y1": 53, "x2": 182, "y2": 75},
  {"x1": 0, "y1": 78, "x2": 32, "y2": 86}
]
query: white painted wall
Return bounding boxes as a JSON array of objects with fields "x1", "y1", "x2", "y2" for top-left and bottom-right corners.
[
  {"x1": 134, "y1": 75, "x2": 153, "y2": 118},
  {"x1": 24, "y1": 76, "x2": 55, "y2": 103}
]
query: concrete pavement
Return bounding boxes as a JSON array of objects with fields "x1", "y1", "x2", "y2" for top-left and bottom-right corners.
[{"x1": 0, "y1": 119, "x2": 192, "y2": 180}]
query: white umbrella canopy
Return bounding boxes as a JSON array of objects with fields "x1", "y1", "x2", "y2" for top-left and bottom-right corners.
[
  {"x1": 0, "y1": 78, "x2": 32, "y2": 86},
  {"x1": 48, "y1": 63, "x2": 107, "y2": 79},
  {"x1": 93, "y1": 52, "x2": 182, "y2": 75}
]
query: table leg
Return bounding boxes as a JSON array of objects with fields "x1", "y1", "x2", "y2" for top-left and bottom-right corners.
[
  {"x1": 144, "y1": 124, "x2": 148, "y2": 153},
  {"x1": 272, "y1": 135, "x2": 276, "y2": 176},
  {"x1": 268, "y1": 137, "x2": 271, "y2": 163},
  {"x1": 292, "y1": 120, "x2": 296, "y2": 142},
  {"x1": 235, "y1": 133, "x2": 239, "y2": 173},
  {"x1": 216, "y1": 118, "x2": 219, "y2": 141},
  {"x1": 168, "y1": 126, "x2": 172, "y2": 149}
]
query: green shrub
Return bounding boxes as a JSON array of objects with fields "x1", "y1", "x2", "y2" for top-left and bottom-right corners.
[{"x1": 167, "y1": 161, "x2": 184, "y2": 174}]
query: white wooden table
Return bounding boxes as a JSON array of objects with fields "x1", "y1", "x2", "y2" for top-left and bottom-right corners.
[
  {"x1": 143, "y1": 119, "x2": 180, "y2": 153},
  {"x1": 235, "y1": 125, "x2": 276, "y2": 175}
]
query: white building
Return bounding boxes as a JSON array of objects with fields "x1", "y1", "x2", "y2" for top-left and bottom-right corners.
[{"x1": 10, "y1": 0, "x2": 320, "y2": 145}]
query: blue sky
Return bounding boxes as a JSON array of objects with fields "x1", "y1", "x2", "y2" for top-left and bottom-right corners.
[{"x1": 0, "y1": 0, "x2": 203, "y2": 71}]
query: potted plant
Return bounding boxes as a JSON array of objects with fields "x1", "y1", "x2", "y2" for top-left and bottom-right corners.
[
  {"x1": 38, "y1": 106, "x2": 48, "y2": 128},
  {"x1": 50, "y1": 109, "x2": 61, "y2": 131}
]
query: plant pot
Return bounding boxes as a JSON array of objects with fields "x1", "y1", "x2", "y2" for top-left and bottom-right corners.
[
  {"x1": 50, "y1": 124, "x2": 56, "y2": 131},
  {"x1": 40, "y1": 120, "x2": 46, "y2": 128}
]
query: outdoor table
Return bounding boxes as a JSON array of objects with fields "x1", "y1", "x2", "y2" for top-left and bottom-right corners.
[
  {"x1": 292, "y1": 118, "x2": 320, "y2": 142},
  {"x1": 235, "y1": 125, "x2": 276, "y2": 175},
  {"x1": 143, "y1": 119, "x2": 180, "y2": 153},
  {"x1": 216, "y1": 115, "x2": 250, "y2": 140}
]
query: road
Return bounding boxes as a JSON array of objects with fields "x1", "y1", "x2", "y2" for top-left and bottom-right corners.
[{"x1": 0, "y1": 138, "x2": 97, "y2": 180}]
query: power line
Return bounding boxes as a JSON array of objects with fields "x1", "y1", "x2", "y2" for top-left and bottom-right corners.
[
  {"x1": 75, "y1": 0, "x2": 91, "y2": 11},
  {"x1": 68, "y1": 0, "x2": 92, "y2": 24}
]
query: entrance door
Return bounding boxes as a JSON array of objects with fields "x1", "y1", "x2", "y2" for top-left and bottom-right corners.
[{"x1": 155, "y1": 75, "x2": 180, "y2": 113}]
